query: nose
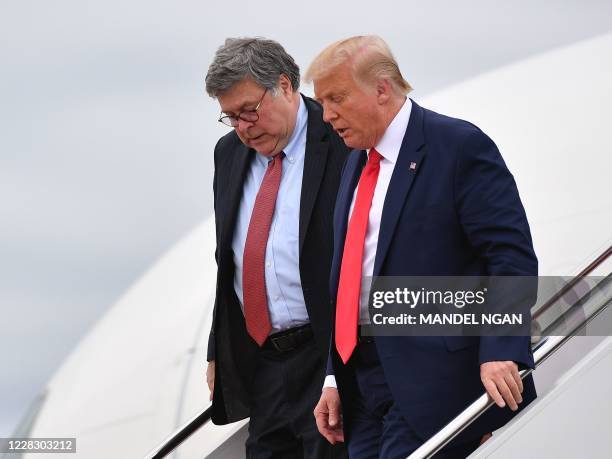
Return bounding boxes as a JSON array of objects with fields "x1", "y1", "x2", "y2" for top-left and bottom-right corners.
[
  {"x1": 235, "y1": 117, "x2": 255, "y2": 133},
  {"x1": 321, "y1": 102, "x2": 338, "y2": 123}
]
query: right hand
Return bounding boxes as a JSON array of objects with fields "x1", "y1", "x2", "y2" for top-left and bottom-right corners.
[
  {"x1": 206, "y1": 361, "x2": 215, "y2": 401},
  {"x1": 313, "y1": 387, "x2": 345, "y2": 444}
]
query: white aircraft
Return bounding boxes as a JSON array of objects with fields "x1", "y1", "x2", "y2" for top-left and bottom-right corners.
[{"x1": 11, "y1": 33, "x2": 612, "y2": 458}]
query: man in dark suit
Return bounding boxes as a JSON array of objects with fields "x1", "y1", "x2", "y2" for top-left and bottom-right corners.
[
  {"x1": 204, "y1": 38, "x2": 347, "y2": 458},
  {"x1": 305, "y1": 36, "x2": 537, "y2": 458}
]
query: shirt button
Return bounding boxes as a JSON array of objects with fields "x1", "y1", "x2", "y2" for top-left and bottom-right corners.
[
  {"x1": 274, "y1": 295, "x2": 280, "y2": 301},
  {"x1": 288, "y1": 157, "x2": 294, "y2": 163},
  {"x1": 266, "y1": 262, "x2": 271, "y2": 268}
]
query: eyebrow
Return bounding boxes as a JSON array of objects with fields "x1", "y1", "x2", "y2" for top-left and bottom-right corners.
[
  {"x1": 316, "y1": 90, "x2": 346, "y2": 102},
  {"x1": 222, "y1": 98, "x2": 260, "y2": 116}
]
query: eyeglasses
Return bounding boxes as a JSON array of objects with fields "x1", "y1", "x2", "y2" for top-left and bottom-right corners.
[{"x1": 218, "y1": 88, "x2": 267, "y2": 127}]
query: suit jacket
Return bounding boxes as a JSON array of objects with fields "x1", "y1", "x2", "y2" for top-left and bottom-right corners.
[
  {"x1": 329, "y1": 100, "x2": 538, "y2": 442},
  {"x1": 208, "y1": 95, "x2": 348, "y2": 424}
]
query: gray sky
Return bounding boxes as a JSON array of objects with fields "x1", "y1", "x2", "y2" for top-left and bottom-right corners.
[{"x1": 1, "y1": 0, "x2": 612, "y2": 437}]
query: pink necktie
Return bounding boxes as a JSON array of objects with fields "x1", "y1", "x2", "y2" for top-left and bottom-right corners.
[{"x1": 243, "y1": 152, "x2": 284, "y2": 346}]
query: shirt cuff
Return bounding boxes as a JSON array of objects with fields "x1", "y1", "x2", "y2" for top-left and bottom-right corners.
[{"x1": 323, "y1": 375, "x2": 337, "y2": 389}]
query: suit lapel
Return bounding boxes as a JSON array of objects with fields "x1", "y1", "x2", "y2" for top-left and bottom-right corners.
[
  {"x1": 337, "y1": 151, "x2": 367, "y2": 245},
  {"x1": 218, "y1": 143, "x2": 253, "y2": 254},
  {"x1": 373, "y1": 101, "x2": 426, "y2": 276},
  {"x1": 299, "y1": 97, "x2": 329, "y2": 254},
  {"x1": 330, "y1": 150, "x2": 366, "y2": 292}
]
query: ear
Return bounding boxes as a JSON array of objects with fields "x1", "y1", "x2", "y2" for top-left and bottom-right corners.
[
  {"x1": 376, "y1": 78, "x2": 392, "y2": 105},
  {"x1": 278, "y1": 74, "x2": 293, "y2": 98}
]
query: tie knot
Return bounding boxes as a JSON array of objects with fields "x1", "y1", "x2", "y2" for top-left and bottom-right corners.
[
  {"x1": 267, "y1": 151, "x2": 284, "y2": 168},
  {"x1": 368, "y1": 149, "x2": 383, "y2": 165}
]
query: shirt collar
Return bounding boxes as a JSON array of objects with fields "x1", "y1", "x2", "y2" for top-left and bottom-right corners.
[{"x1": 367, "y1": 97, "x2": 412, "y2": 164}]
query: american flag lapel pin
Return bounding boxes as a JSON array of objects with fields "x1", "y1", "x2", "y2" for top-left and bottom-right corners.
[{"x1": 409, "y1": 162, "x2": 417, "y2": 171}]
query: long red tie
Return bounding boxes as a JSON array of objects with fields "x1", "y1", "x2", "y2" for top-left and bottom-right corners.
[
  {"x1": 243, "y1": 152, "x2": 284, "y2": 346},
  {"x1": 335, "y1": 149, "x2": 383, "y2": 363}
]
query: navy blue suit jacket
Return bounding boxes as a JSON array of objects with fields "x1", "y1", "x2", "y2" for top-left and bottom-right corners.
[{"x1": 328, "y1": 100, "x2": 537, "y2": 442}]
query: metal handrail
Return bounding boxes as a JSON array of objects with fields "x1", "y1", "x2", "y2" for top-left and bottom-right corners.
[
  {"x1": 144, "y1": 407, "x2": 212, "y2": 459},
  {"x1": 532, "y1": 245, "x2": 611, "y2": 320},
  {"x1": 408, "y1": 274, "x2": 611, "y2": 458}
]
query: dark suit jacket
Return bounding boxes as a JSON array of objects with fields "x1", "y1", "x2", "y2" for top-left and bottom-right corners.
[
  {"x1": 328, "y1": 100, "x2": 538, "y2": 442},
  {"x1": 208, "y1": 95, "x2": 348, "y2": 424}
]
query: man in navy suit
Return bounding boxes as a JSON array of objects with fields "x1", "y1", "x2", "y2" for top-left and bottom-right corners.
[{"x1": 305, "y1": 36, "x2": 537, "y2": 458}]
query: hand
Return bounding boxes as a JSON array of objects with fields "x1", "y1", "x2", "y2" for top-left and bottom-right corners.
[
  {"x1": 480, "y1": 361, "x2": 523, "y2": 411},
  {"x1": 313, "y1": 387, "x2": 345, "y2": 444},
  {"x1": 206, "y1": 361, "x2": 215, "y2": 401}
]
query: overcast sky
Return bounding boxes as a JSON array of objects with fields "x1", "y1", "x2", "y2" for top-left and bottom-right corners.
[{"x1": 1, "y1": 0, "x2": 612, "y2": 437}]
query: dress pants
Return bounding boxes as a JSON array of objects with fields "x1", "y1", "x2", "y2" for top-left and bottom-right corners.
[
  {"x1": 246, "y1": 336, "x2": 347, "y2": 459},
  {"x1": 347, "y1": 341, "x2": 480, "y2": 459}
]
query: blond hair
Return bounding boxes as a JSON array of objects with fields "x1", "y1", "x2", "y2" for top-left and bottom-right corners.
[{"x1": 305, "y1": 35, "x2": 412, "y2": 95}]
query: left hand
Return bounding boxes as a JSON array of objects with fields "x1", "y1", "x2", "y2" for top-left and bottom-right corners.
[
  {"x1": 480, "y1": 361, "x2": 523, "y2": 411},
  {"x1": 206, "y1": 361, "x2": 215, "y2": 401}
]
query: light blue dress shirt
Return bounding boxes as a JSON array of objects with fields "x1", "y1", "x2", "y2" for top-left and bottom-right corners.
[{"x1": 232, "y1": 97, "x2": 309, "y2": 333}]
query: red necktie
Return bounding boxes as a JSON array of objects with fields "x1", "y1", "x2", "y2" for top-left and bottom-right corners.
[
  {"x1": 243, "y1": 152, "x2": 284, "y2": 346},
  {"x1": 335, "y1": 149, "x2": 383, "y2": 363}
]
